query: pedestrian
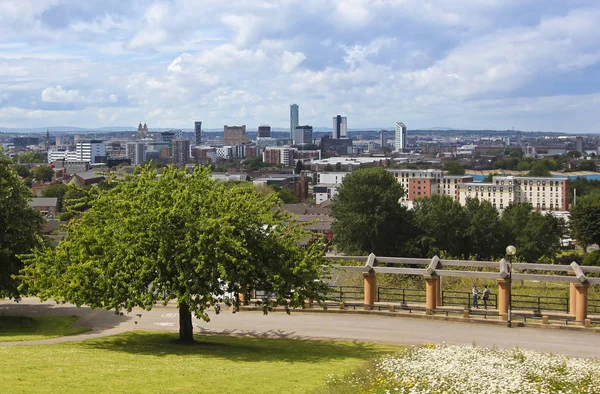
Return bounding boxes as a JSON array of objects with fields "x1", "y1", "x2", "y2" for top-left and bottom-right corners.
[
  {"x1": 472, "y1": 285, "x2": 479, "y2": 309},
  {"x1": 482, "y1": 285, "x2": 490, "y2": 309}
]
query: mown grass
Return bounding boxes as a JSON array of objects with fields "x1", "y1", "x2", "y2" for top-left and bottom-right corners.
[
  {"x1": 0, "y1": 331, "x2": 401, "y2": 394},
  {"x1": 0, "y1": 315, "x2": 90, "y2": 341}
]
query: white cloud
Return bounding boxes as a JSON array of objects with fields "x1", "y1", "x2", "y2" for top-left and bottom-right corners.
[{"x1": 41, "y1": 85, "x2": 85, "y2": 103}]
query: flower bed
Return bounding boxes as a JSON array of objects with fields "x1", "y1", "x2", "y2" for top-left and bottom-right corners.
[{"x1": 326, "y1": 344, "x2": 600, "y2": 393}]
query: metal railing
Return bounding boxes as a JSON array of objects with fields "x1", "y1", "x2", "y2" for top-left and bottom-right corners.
[
  {"x1": 377, "y1": 287, "x2": 425, "y2": 303},
  {"x1": 511, "y1": 294, "x2": 569, "y2": 313},
  {"x1": 586, "y1": 298, "x2": 600, "y2": 315},
  {"x1": 326, "y1": 286, "x2": 364, "y2": 301},
  {"x1": 441, "y1": 290, "x2": 498, "y2": 309}
]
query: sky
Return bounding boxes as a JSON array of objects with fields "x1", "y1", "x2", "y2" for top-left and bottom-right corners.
[{"x1": 0, "y1": 0, "x2": 599, "y2": 133}]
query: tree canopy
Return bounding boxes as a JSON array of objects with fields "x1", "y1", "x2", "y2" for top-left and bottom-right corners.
[
  {"x1": 21, "y1": 166, "x2": 328, "y2": 342},
  {"x1": 331, "y1": 167, "x2": 413, "y2": 255},
  {"x1": 570, "y1": 193, "x2": 600, "y2": 252},
  {"x1": 443, "y1": 160, "x2": 465, "y2": 176},
  {"x1": 33, "y1": 165, "x2": 55, "y2": 182},
  {"x1": 0, "y1": 153, "x2": 43, "y2": 298}
]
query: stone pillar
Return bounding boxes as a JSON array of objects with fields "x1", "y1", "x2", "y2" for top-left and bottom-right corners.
[
  {"x1": 575, "y1": 283, "x2": 589, "y2": 325},
  {"x1": 425, "y1": 277, "x2": 437, "y2": 314},
  {"x1": 363, "y1": 271, "x2": 377, "y2": 310},
  {"x1": 569, "y1": 282, "x2": 577, "y2": 317},
  {"x1": 497, "y1": 279, "x2": 509, "y2": 320},
  {"x1": 435, "y1": 277, "x2": 442, "y2": 307}
]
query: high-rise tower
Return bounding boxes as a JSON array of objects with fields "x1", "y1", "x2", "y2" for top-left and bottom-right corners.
[
  {"x1": 332, "y1": 115, "x2": 347, "y2": 139},
  {"x1": 290, "y1": 104, "x2": 299, "y2": 140},
  {"x1": 194, "y1": 121, "x2": 202, "y2": 146},
  {"x1": 395, "y1": 122, "x2": 407, "y2": 152}
]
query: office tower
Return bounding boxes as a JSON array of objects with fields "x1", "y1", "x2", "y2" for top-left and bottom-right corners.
[
  {"x1": 379, "y1": 130, "x2": 386, "y2": 147},
  {"x1": 290, "y1": 104, "x2": 299, "y2": 139},
  {"x1": 161, "y1": 131, "x2": 175, "y2": 143},
  {"x1": 294, "y1": 125, "x2": 313, "y2": 145},
  {"x1": 395, "y1": 122, "x2": 407, "y2": 152},
  {"x1": 332, "y1": 115, "x2": 347, "y2": 139},
  {"x1": 258, "y1": 125, "x2": 271, "y2": 138},
  {"x1": 126, "y1": 142, "x2": 146, "y2": 165},
  {"x1": 173, "y1": 139, "x2": 191, "y2": 165},
  {"x1": 194, "y1": 121, "x2": 202, "y2": 146},
  {"x1": 223, "y1": 125, "x2": 248, "y2": 145},
  {"x1": 576, "y1": 136, "x2": 583, "y2": 153},
  {"x1": 76, "y1": 140, "x2": 107, "y2": 164}
]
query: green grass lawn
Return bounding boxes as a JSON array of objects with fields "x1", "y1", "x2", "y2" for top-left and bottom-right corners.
[
  {"x1": 0, "y1": 331, "x2": 401, "y2": 394},
  {"x1": 0, "y1": 315, "x2": 90, "y2": 341}
]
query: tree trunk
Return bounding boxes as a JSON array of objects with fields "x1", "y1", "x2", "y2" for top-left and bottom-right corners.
[{"x1": 178, "y1": 302, "x2": 194, "y2": 343}]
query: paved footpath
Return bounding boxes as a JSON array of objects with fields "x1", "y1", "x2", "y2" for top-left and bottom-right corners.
[{"x1": 1, "y1": 298, "x2": 599, "y2": 358}]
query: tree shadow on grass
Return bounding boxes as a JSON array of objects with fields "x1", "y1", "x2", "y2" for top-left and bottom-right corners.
[{"x1": 79, "y1": 330, "x2": 396, "y2": 363}]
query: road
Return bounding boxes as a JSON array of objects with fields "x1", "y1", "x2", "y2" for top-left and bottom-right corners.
[{"x1": 1, "y1": 298, "x2": 599, "y2": 358}]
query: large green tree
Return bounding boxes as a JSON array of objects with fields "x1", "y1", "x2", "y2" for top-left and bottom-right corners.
[
  {"x1": 463, "y1": 198, "x2": 505, "y2": 259},
  {"x1": 33, "y1": 165, "x2": 55, "y2": 182},
  {"x1": 41, "y1": 183, "x2": 68, "y2": 211},
  {"x1": 0, "y1": 153, "x2": 44, "y2": 298},
  {"x1": 413, "y1": 195, "x2": 467, "y2": 257},
  {"x1": 21, "y1": 166, "x2": 327, "y2": 343},
  {"x1": 330, "y1": 167, "x2": 413, "y2": 255},
  {"x1": 570, "y1": 193, "x2": 600, "y2": 252},
  {"x1": 443, "y1": 160, "x2": 465, "y2": 176}
]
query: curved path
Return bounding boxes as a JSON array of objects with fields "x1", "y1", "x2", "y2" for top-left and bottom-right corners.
[{"x1": 1, "y1": 298, "x2": 599, "y2": 358}]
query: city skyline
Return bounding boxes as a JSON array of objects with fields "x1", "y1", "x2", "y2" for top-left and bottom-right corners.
[{"x1": 0, "y1": 2, "x2": 599, "y2": 133}]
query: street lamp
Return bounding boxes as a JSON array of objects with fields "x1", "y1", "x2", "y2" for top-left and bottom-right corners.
[{"x1": 506, "y1": 245, "x2": 516, "y2": 328}]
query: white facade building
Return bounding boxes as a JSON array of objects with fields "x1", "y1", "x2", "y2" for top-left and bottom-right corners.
[
  {"x1": 317, "y1": 171, "x2": 350, "y2": 184},
  {"x1": 314, "y1": 184, "x2": 338, "y2": 205},
  {"x1": 333, "y1": 115, "x2": 348, "y2": 139},
  {"x1": 47, "y1": 140, "x2": 106, "y2": 164},
  {"x1": 394, "y1": 122, "x2": 407, "y2": 152}
]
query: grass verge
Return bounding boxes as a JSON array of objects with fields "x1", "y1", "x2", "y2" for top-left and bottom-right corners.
[
  {"x1": 0, "y1": 315, "x2": 90, "y2": 341},
  {"x1": 0, "y1": 331, "x2": 401, "y2": 394}
]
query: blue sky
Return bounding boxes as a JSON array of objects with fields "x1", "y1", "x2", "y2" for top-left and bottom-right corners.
[{"x1": 0, "y1": 0, "x2": 599, "y2": 133}]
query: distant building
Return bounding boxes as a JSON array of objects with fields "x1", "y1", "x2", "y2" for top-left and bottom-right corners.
[
  {"x1": 160, "y1": 131, "x2": 175, "y2": 143},
  {"x1": 137, "y1": 122, "x2": 149, "y2": 139},
  {"x1": 294, "y1": 125, "x2": 313, "y2": 145},
  {"x1": 73, "y1": 171, "x2": 105, "y2": 186},
  {"x1": 576, "y1": 136, "x2": 583, "y2": 153},
  {"x1": 49, "y1": 140, "x2": 106, "y2": 165},
  {"x1": 12, "y1": 137, "x2": 39, "y2": 147},
  {"x1": 290, "y1": 104, "x2": 299, "y2": 140},
  {"x1": 332, "y1": 115, "x2": 347, "y2": 139},
  {"x1": 126, "y1": 142, "x2": 146, "y2": 165},
  {"x1": 263, "y1": 147, "x2": 296, "y2": 166},
  {"x1": 173, "y1": 139, "x2": 190, "y2": 165},
  {"x1": 223, "y1": 125, "x2": 248, "y2": 146},
  {"x1": 314, "y1": 184, "x2": 339, "y2": 205},
  {"x1": 317, "y1": 172, "x2": 350, "y2": 184},
  {"x1": 194, "y1": 121, "x2": 202, "y2": 146},
  {"x1": 258, "y1": 125, "x2": 271, "y2": 138},
  {"x1": 320, "y1": 136, "x2": 353, "y2": 156},
  {"x1": 395, "y1": 122, "x2": 407, "y2": 152},
  {"x1": 379, "y1": 130, "x2": 387, "y2": 147},
  {"x1": 30, "y1": 197, "x2": 59, "y2": 218}
]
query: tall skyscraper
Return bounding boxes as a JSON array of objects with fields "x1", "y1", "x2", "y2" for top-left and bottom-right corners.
[
  {"x1": 290, "y1": 104, "x2": 299, "y2": 139},
  {"x1": 332, "y1": 115, "x2": 347, "y2": 139},
  {"x1": 126, "y1": 142, "x2": 146, "y2": 165},
  {"x1": 194, "y1": 121, "x2": 202, "y2": 146},
  {"x1": 379, "y1": 130, "x2": 387, "y2": 147},
  {"x1": 173, "y1": 139, "x2": 191, "y2": 165},
  {"x1": 395, "y1": 122, "x2": 407, "y2": 152},
  {"x1": 294, "y1": 125, "x2": 313, "y2": 145},
  {"x1": 258, "y1": 125, "x2": 271, "y2": 138},
  {"x1": 223, "y1": 125, "x2": 248, "y2": 145}
]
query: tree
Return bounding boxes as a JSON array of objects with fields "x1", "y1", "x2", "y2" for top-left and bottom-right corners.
[
  {"x1": 501, "y1": 203, "x2": 561, "y2": 262},
  {"x1": 21, "y1": 166, "x2": 328, "y2": 343},
  {"x1": 41, "y1": 183, "x2": 68, "y2": 211},
  {"x1": 13, "y1": 164, "x2": 31, "y2": 178},
  {"x1": 527, "y1": 162, "x2": 550, "y2": 177},
  {"x1": 413, "y1": 195, "x2": 467, "y2": 257},
  {"x1": 271, "y1": 185, "x2": 298, "y2": 203},
  {"x1": 577, "y1": 160, "x2": 597, "y2": 172},
  {"x1": 15, "y1": 152, "x2": 46, "y2": 163},
  {"x1": 0, "y1": 153, "x2": 44, "y2": 298},
  {"x1": 295, "y1": 160, "x2": 305, "y2": 174},
  {"x1": 463, "y1": 198, "x2": 504, "y2": 259},
  {"x1": 443, "y1": 160, "x2": 465, "y2": 175},
  {"x1": 330, "y1": 167, "x2": 414, "y2": 255},
  {"x1": 33, "y1": 165, "x2": 55, "y2": 182},
  {"x1": 570, "y1": 193, "x2": 600, "y2": 252}
]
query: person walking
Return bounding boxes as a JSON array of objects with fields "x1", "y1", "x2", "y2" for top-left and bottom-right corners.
[
  {"x1": 482, "y1": 285, "x2": 490, "y2": 309},
  {"x1": 472, "y1": 285, "x2": 479, "y2": 309}
]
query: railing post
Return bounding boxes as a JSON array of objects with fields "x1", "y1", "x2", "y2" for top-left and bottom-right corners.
[
  {"x1": 402, "y1": 288, "x2": 406, "y2": 304},
  {"x1": 377, "y1": 287, "x2": 381, "y2": 302},
  {"x1": 363, "y1": 271, "x2": 377, "y2": 310},
  {"x1": 435, "y1": 277, "x2": 442, "y2": 307},
  {"x1": 467, "y1": 292, "x2": 471, "y2": 309},
  {"x1": 537, "y1": 296, "x2": 541, "y2": 312},
  {"x1": 497, "y1": 279, "x2": 509, "y2": 320},
  {"x1": 575, "y1": 283, "x2": 589, "y2": 325},
  {"x1": 425, "y1": 275, "x2": 437, "y2": 314}
]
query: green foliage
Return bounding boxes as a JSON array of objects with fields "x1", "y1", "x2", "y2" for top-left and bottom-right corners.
[
  {"x1": 331, "y1": 167, "x2": 413, "y2": 256},
  {"x1": 41, "y1": 183, "x2": 68, "y2": 211},
  {"x1": 582, "y1": 250, "x2": 600, "y2": 266},
  {"x1": 527, "y1": 161, "x2": 551, "y2": 177},
  {"x1": 32, "y1": 165, "x2": 55, "y2": 182},
  {"x1": 15, "y1": 152, "x2": 46, "y2": 163},
  {"x1": 443, "y1": 160, "x2": 465, "y2": 175},
  {"x1": 21, "y1": 166, "x2": 328, "y2": 342},
  {"x1": 463, "y1": 198, "x2": 505, "y2": 259},
  {"x1": 0, "y1": 154, "x2": 44, "y2": 298},
  {"x1": 500, "y1": 203, "x2": 562, "y2": 262},
  {"x1": 244, "y1": 156, "x2": 268, "y2": 171},
  {"x1": 13, "y1": 164, "x2": 31, "y2": 178},
  {"x1": 577, "y1": 160, "x2": 597, "y2": 172},
  {"x1": 508, "y1": 148, "x2": 524, "y2": 158},
  {"x1": 569, "y1": 177, "x2": 600, "y2": 204},
  {"x1": 570, "y1": 193, "x2": 600, "y2": 251},
  {"x1": 516, "y1": 161, "x2": 531, "y2": 171},
  {"x1": 270, "y1": 185, "x2": 298, "y2": 203},
  {"x1": 567, "y1": 150, "x2": 582, "y2": 158}
]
